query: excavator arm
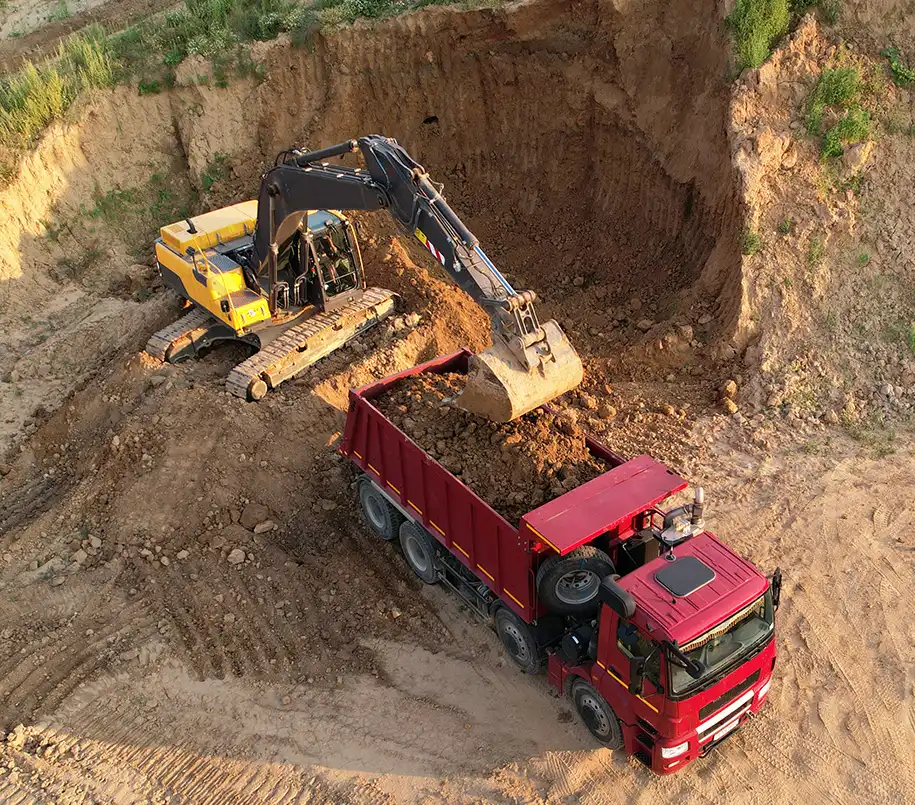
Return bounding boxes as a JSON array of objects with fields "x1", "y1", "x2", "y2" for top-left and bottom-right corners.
[{"x1": 251, "y1": 135, "x2": 583, "y2": 420}]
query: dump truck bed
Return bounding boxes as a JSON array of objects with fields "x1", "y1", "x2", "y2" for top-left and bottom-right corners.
[{"x1": 340, "y1": 350, "x2": 686, "y2": 622}]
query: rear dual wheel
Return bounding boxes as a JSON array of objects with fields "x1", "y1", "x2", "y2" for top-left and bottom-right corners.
[
  {"x1": 358, "y1": 480, "x2": 403, "y2": 540},
  {"x1": 494, "y1": 607, "x2": 541, "y2": 675}
]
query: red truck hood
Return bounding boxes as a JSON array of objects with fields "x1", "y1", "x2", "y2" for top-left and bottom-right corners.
[{"x1": 621, "y1": 532, "x2": 769, "y2": 645}]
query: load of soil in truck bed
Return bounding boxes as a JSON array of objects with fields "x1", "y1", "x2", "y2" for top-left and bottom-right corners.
[{"x1": 374, "y1": 372, "x2": 607, "y2": 524}]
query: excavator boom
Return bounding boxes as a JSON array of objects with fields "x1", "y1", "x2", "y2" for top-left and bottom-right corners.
[{"x1": 252, "y1": 135, "x2": 583, "y2": 420}]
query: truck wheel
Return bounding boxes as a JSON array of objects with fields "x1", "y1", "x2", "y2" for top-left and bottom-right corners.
[
  {"x1": 358, "y1": 480, "x2": 403, "y2": 541},
  {"x1": 571, "y1": 679, "x2": 624, "y2": 749},
  {"x1": 536, "y1": 546, "x2": 614, "y2": 616},
  {"x1": 494, "y1": 607, "x2": 541, "y2": 675},
  {"x1": 399, "y1": 521, "x2": 439, "y2": 584}
]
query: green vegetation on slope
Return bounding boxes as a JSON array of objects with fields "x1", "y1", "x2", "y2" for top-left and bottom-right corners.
[
  {"x1": 727, "y1": 0, "x2": 790, "y2": 70},
  {"x1": 805, "y1": 67, "x2": 871, "y2": 160},
  {"x1": 0, "y1": 0, "x2": 479, "y2": 177}
]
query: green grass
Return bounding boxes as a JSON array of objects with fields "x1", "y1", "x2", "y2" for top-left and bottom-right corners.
[
  {"x1": 727, "y1": 0, "x2": 791, "y2": 70},
  {"x1": 821, "y1": 106, "x2": 870, "y2": 159},
  {"x1": 806, "y1": 67, "x2": 860, "y2": 133},
  {"x1": 857, "y1": 250, "x2": 871, "y2": 266},
  {"x1": 0, "y1": 27, "x2": 114, "y2": 161},
  {"x1": 908, "y1": 322, "x2": 915, "y2": 355},
  {"x1": 742, "y1": 228, "x2": 762, "y2": 255},
  {"x1": 0, "y1": 0, "x2": 477, "y2": 174},
  {"x1": 881, "y1": 47, "x2": 915, "y2": 87},
  {"x1": 50, "y1": 0, "x2": 71, "y2": 21},
  {"x1": 778, "y1": 217, "x2": 794, "y2": 235},
  {"x1": 805, "y1": 67, "x2": 871, "y2": 160},
  {"x1": 201, "y1": 152, "x2": 230, "y2": 191}
]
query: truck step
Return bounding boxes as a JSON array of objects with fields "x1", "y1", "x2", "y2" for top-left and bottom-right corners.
[
  {"x1": 225, "y1": 287, "x2": 397, "y2": 401},
  {"x1": 144, "y1": 308, "x2": 214, "y2": 361}
]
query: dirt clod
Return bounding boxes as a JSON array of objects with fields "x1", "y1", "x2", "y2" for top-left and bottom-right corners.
[
  {"x1": 227, "y1": 548, "x2": 246, "y2": 565},
  {"x1": 375, "y1": 373, "x2": 607, "y2": 524},
  {"x1": 240, "y1": 503, "x2": 269, "y2": 530}
]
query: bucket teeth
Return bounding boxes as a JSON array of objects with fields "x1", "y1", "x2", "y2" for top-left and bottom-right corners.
[{"x1": 225, "y1": 287, "x2": 398, "y2": 400}]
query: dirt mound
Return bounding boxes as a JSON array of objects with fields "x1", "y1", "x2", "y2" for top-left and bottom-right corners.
[{"x1": 376, "y1": 372, "x2": 606, "y2": 523}]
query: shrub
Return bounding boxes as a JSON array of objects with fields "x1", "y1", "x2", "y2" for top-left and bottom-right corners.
[
  {"x1": 742, "y1": 228, "x2": 762, "y2": 255},
  {"x1": 727, "y1": 0, "x2": 791, "y2": 70},
  {"x1": 881, "y1": 47, "x2": 915, "y2": 87}
]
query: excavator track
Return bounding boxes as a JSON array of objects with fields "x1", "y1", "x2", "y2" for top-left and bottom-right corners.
[
  {"x1": 144, "y1": 308, "x2": 214, "y2": 361},
  {"x1": 225, "y1": 287, "x2": 397, "y2": 400}
]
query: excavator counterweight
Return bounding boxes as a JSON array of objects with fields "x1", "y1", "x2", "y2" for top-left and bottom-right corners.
[{"x1": 145, "y1": 135, "x2": 582, "y2": 419}]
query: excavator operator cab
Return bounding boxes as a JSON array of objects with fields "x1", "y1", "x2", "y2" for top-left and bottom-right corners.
[{"x1": 315, "y1": 221, "x2": 360, "y2": 300}]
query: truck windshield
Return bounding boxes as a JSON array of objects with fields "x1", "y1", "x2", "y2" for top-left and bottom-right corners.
[{"x1": 669, "y1": 591, "x2": 774, "y2": 696}]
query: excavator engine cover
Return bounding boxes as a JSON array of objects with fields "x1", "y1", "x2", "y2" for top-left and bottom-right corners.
[{"x1": 459, "y1": 319, "x2": 584, "y2": 422}]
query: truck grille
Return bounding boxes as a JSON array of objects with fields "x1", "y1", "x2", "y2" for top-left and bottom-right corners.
[{"x1": 699, "y1": 670, "x2": 760, "y2": 721}]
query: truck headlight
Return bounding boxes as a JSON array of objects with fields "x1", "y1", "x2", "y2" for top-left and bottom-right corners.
[
  {"x1": 757, "y1": 678, "x2": 772, "y2": 700},
  {"x1": 660, "y1": 741, "x2": 689, "y2": 759}
]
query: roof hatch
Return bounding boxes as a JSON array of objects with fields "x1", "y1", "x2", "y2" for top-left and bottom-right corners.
[{"x1": 655, "y1": 556, "x2": 715, "y2": 597}]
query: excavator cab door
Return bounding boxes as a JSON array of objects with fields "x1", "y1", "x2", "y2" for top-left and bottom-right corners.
[{"x1": 311, "y1": 221, "x2": 364, "y2": 314}]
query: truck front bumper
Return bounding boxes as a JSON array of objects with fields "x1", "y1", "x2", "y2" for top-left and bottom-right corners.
[{"x1": 648, "y1": 679, "x2": 772, "y2": 774}]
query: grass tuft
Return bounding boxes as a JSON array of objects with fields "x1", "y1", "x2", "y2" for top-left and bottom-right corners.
[
  {"x1": 742, "y1": 228, "x2": 762, "y2": 255},
  {"x1": 881, "y1": 47, "x2": 915, "y2": 87},
  {"x1": 727, "y1": 0, "x2": 791, "y2": 71}
]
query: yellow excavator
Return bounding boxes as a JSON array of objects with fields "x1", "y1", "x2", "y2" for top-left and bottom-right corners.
[{"x1": 145, "y1": 135, "x2": 583, "y2": 421}]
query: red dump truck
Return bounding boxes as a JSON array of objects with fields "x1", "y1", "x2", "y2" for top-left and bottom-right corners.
[{"x1": 340, "y1": 350, "x2": 781, "y2": 774}]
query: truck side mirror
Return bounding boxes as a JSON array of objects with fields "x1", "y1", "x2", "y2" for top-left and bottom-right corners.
[
  {"x1": 771, "y1": 567, "x2": 782, "y2": 610},
  {"x1": 599, "y1": 576, "x2": 636, "y2": 619},
  {"x1": 628, "y1": 656, "x2": 646, "y2": 696}
]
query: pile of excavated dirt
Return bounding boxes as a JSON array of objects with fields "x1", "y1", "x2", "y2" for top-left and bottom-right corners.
[{"x1": 375, "y1": 372, "x2": 606, "y2": 523}]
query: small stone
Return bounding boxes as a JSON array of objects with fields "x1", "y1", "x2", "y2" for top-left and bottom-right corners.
[
  {"x1": 224, "y1": 613, "x2": 235, "y2": 624},
  {"x1": 88, "y1": 536, "x2": 102, "y2": 549},
  {"x1": 698, "y1": 314, "x2": 713, "y2": 325},
  {"x1": 572, "y1": 276, "x2": 584, "y2": 287},
  {"x1": 598, "y1": 403, "x2": 617, "y2": 420},
  {"x1": 823, "y1": 409, "x2": 839, "y2": 424},
  {"x1": 111, "y1": 435, "x2": 120, "y2": 449},
  {"x1": 880, "y1": 383, "x2": 894, "y2": 398},
  {"x1": 405, "y1": 312, "x2": 421, "y2": 327},
  {"x1": 320, "y1": 499, "x2": 337, "y2": 512},
  {"x1": 722, "y1": 398, "x2": 739, "y2": 415},
  {"x1": 160, "y1": 556, "x2": 170, "y2": 567},
  {"x1": 659, "y1": 404, "x2": 677, "y2": 417},
  {"x1": 176, "y1": 549, "x2": 189, "y2": 560},
  {"x1": 227, "y1": 548, "x2": 246, "y2": 565},
  {"x1": 240, "y1": 503, "x2": 269, "y2": 530},
  {"x1": 71, "y1": 549, "x2": 88, "y2": 565},
  {"x1": 253, "y1": 520, "x2": 275, "y2": 534},
  {"x1": 50, "y1": 577, "x2": 66, "y2": 587},
  {"x1": 721, "y1": 379, "x2": 738, "y2": 399},
  {"x1": 148, "y1": 375, "x2": 167, "y2": 387},
  {"x1": 391, "y1": 608, "x2": 402, "y2": 619},
  {"x1": 636, "y1": 319, "x2": 655, "y2": 332}
]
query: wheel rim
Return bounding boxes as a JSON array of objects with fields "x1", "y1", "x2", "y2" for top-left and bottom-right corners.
[
  {"x1": 364, "y1": 491, "x2": 386, "y2": 531},
  {"x1": 500, "y1": 620, "x2": 531, "y2": 664},
  {"x1": 578, "y1": 691, "x2": 611, "y2": 738},
  {"x1": 404, "y1": 531, "x2": 429, "y2": 573},
  {"x1": 556, "y1": 569, "x2": 600, "y2": 605}
]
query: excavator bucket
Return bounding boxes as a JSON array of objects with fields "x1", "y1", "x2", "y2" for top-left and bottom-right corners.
[{"x1": 458, "y1": 319, "x2": 584, "y2": 422}]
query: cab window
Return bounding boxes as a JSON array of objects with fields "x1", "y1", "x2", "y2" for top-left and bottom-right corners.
[{"x1": 617, "y1": 622, "x2": 661, "y2": 687}]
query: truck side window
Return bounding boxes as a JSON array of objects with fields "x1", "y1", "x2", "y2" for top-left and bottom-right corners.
[{"x1": 616, "y1": 622, "x2": 661, "y2": 687}]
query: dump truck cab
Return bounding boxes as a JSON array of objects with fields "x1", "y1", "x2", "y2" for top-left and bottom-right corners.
[{"x1": 549, "y1": 523, "x2": 778, "y2": 774}]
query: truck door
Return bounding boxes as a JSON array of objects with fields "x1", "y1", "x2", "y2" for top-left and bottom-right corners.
[{"x1": 615, "y1": 621, "x2": 665, "y2": 715}]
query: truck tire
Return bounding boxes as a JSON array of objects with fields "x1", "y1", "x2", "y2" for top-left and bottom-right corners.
[
  {"x1": 399, "y1": 521, "x2": 439, "y2": 584},
  {"x1": 358, "y1": 480, "x2": 403, "y2": 541},
  {"x1": 536, "y1": 546, "x2": 614, "y2": 616},
  {"x1": 494, "y1": 607, "x2": 541, "y2": 675},
  {"x1": 571, "y1": 678, "x2": 624, "y2": 749}
]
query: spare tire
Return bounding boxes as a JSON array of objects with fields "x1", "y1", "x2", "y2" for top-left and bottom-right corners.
[{"x1": 536, "y1": 546, "x2": 614, "y2": 615}]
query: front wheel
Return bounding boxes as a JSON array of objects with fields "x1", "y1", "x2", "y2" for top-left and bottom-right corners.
[{"x1": 571, "y1": 679, "x2": 624, "y2": 749}]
